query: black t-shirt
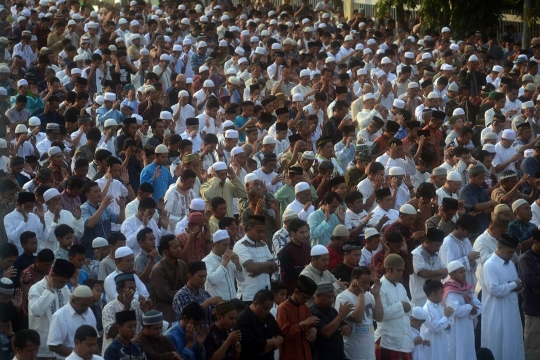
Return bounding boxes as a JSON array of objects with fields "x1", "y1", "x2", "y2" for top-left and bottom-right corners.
[
  {"x1": 330, "y1": 263, "x2": 354, "y2": 284},
  {"x1": 310, "y1": 305, "x2": 346, "y2": 360},
  {"x1": 64, "y1": 106, "x2": 83, "y2": 126},
  {"x1": 204, "y1": 324, "x2": 235, "y2": 360},
  {"x1": 110, "y1": 65, "x2": 135, "y2": 86}
]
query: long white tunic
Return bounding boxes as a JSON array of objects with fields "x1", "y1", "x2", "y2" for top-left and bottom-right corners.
[
  {"x1": 411, "y1": 327, "x2": 427, "y2": 360},
  {"x1": 410, "y1": 246, "x2": 445, "y2": 307},
  {"x1": 367, "y1": 206, "x2": 399, "y2": 233},
  {"x1": 202, "y1": 251, "x2": 245, "y2": 300},
  {"x1": 43, "y1": 210, "x2": 84, "y2": 251},
  {"x1": 493, "y1": 142, "x2": 518, "y2": 173},
  {"x1": 481, "y1": 254, "x2": 525, "y2": 360},
  {"x1": 420, "y1": 300, "x2": 450, "y2": 360},
  {"x1": 357, "y1": 178, "x2": 377, "y2": 213},
  {"x1": 121, "y1": 215, "x2": 170, "y2": 256},
  {"x1": 440, "y1": 234, "x2": 478, "y2": 289},
  {"x1": 444, "y1": 290, "x2": 481, "y2": 360},
  {"x1": 4, "y1": 210, "x2": 46, "y2": 255},
  {"x1": 284, "y1": 199, "x2": 314, "y2": 222}
]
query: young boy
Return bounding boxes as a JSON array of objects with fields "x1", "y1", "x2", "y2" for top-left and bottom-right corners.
[
  {"x1": 0, "y1": 301, "x2": 14, "y2": 360},
  {"x1": 443, "y1": 260, "x2": 482, "y2": 360},
  {"x1": 335, "y1": 125, "x2": 357, "y2": 171},
  {"x1": 83, "y1": 278, "x2": 104, "y2": 344},
  {"x1": 134, "y1": 228, "x2": 161, "y2": 288},
  {"x1": 420, "y1": 279, "x2": 454, "y2": 360},
  {"x1": 270, "y1": 281, "x2": 288, "y2": 318},
  {"x1": 344, "y1": 191, "x2": 370, "y2": 244},
  {"x1": 410, "y1": 307, "x2": 430, "y2": 360},
  {"x1": 359, "y1": 228, "x2": 381, "y2": 266},
  {"x1": 68, "y1": 244, "x2": 89, "y2": 287},
  {"x1": 13, "y1": 231, "x2": 38, "y2": 285},
  {"x1": 104, "y1": 310, "x2": 147, "y2": 360},
  {"x1": 357, "y1": 117, "x2": 384, "y2": 148},
  {"x1": 53, "y1": 224, "x2": 75, "y2": 260}
]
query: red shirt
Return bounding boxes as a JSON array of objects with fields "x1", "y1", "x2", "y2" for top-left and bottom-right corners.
[
  {"x1": 21, "y1": 264, "x2": 47, "y2": 315},
  {"x1": 326, "y1": 245, "x2": 343, "y2": 271}
]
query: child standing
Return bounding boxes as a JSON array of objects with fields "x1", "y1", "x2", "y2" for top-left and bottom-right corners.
[
  {"x1": 12, "y1": 231, "x2": 37, "y2": 285},
  {"x1": 359, "y1": 228, "x2": 380, "y2": 266},
  {"x1": 104, "y1": 310, "x2": 147, "y2": 360},
  {"x1": 443, "y1": 260, "x2": 482, "y2": 360},
  {"x1": 53, "y1": 225, "x2": 74, "y2": 260},
  {"x1": 270, "y1": 281, "x2": 287, "y2": 360},
  {"x1": 410, "y1": 307, "x2": 430, "y2": 360},
  {"x1": 421, "y1": 279, "x2": 454, "y2": 360}
]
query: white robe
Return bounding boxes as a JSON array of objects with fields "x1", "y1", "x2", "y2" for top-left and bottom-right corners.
[
  {"x1": 420, "y1": 300, "x2": 450, "y2": 360},
  {"x1": 440, "y1": 234, "x2": 478, "y2": 289},
  {"x1": 284, "y1": 199, "x2": 314, "y2": 222},
  {"x1": 444, "y1": 289, "x2": 481, "y2": 360},
  {"x1": 481, "y1": 254, "x2": 525, "y2": 360},
  {"x1": 411, "y1": 327, "x2": 427, "y2": 360}
]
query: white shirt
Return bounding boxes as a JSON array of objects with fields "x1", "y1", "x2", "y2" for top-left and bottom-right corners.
[
  {"x1": 253, "y1": 168, "x2": 282, "y2": 195},
  {"x1": 392, "y1": 183, "x2": 411, "y2": 210},
  {"x1": 356, "y1": 108, "x2": 380, "y2": 130},
  {"x1": 360, "y1": 247, "x2": 379, "y2": 267},
  {"x1": 357, "y1": 178, "x2": 377, "y2": 213},
  {"x1": 13, "y1": 42, "x2": 37, "y2": 68},
  {"x1": 121, "y1": 215, "x2": 169, "y2": 256},
  {"x1": 267, "y1": 63, "x2": 283, "y2": 81},
  {"x1": 103, "y1": 270, "x2": 149, "y2": 303},
  {"x1": 440, "y1": 233, "x2": 477, "y2": 289},
  {"x1": 66, "y1": 352, "x2": 104, "y2": 360},
  {"x1": 379, "y1": 156, "x2": 416, "y2": 176},
  {"x1": 532, "y1": 201, "x2": 540, "y2": 225},
  {"x1": 503, "y1": 97, "x2": 522, "y2": 115},
  {"x1": 291, "y1": 84, "x2": 313, "y2": 102},
  {"x1": 164, "y1": 186, "x2": 196, "y2": 231},
  {"x1": 197, "y1": 113, "x2": 216, "y2": 134},
  {"x1": 285, "y1": 199, "x2": 314, "y2": 222},
  {"x1": 42, "y1": 210, "x2": 84, "y2": 252},
  {"x1": 193, "y1": 89, "x2": 210, "y2": 113},
  {"x1": 420, "y1": 300, "x2": 450, "y2": 360},
  {"x1": 47, "y1": 303, "x2": 97, "y2": 360},
  {"x1": 493, "y1": 142, "x2": 517, "y2": 173},
  {"x1": 29, "y1": 279, "x2": 72, "y2": 358},
  {"x1": 95, "y1": 177, "x2": 128, "y2": 216},
  {"x1": 233, "y1": 235, "x2": 274, "y2": 302},
  {"x1": 4, "y1": 210, "x2": 45, "y2": 255},
  {"x1": 125, "y1": 198, "x2": 159, "y2": 222},
  {"x1": 202, "y1": 251, "x2": 245, "y2": 300},
  {"x1": 345, "y1": 209, "x2": 368, "y2": 230},
  {"x1": 153, "y1": 64, "x2": 172, "y2": 90},
  {"x1": 368, "y1": 206, "x2": 399, "y2": 232},
  {"x1": 172, "y1": 103, "x2": 196, "y2": 133},
  {"x1": 410, "y1": 245, "x2": 445, "y2": 307},
  {"x1": 336, "y1": 289, "x2": 376, "y2": 360},
  {"x1": 375, "y1": 276, "x2": 413, "y2": 353}
]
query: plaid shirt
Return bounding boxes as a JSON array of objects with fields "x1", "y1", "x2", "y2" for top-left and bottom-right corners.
[
  {"x1": 172, "y1": 285, "x2": 213, "y2": 324},
  {"x1": 190, "y1": 54, "x2": 208, "y2": 74}
]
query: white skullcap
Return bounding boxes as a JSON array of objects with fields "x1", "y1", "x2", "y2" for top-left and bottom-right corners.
[
  {"x1": 512, "y1": 198, "x2": 529, "y2": 213},
  {"x1": 231, "y1": 147, "x2": 244, "y2": 156},
  {"x1": 238, "y1": 57, "x2": 248, "y2": 65},
  {"x1": 381, "y1": 57, "x2": 392, "y2": 64},
  {"x1": 355, "y1": 44, "x2": 364, "y2": 51},
  {"x1": 131, "y1": 33, "x2": 141, "y2": 40},
  {"x1": 389, "y1": 167, "x2": 405, "y2": 176},
  {"x1": 160, "y1": 111, "x2": 172, "y2": 120},
  {"x1": 71, "y1": 68, "x2": 82, "y2": 75},
  {"x1": 411, "y1": 307, "x2": 428, "y2": 320},
  {"x1": 441, "y1": 27, "x2": 451, "y2": 33},
  {"x1": 73, "y1": 285, "x2": 93, "y2": 298},
  {"x1": 244, "y1": 173, "x2": 259, "y2": 184},
  {"x1": 525, "y1": 149, "x2": 534, "y2": 158},
  {"x1": 502, "y1": 129, "x2": 516, "y2": 140},
  {"x1": 47, "y1": 146, "x2": 61, "y2": 156},
  {"x1": 183, "y1": 39, "x2": 192, "y2": 46},
  {"x1": 199, "y1": 65, "x2": 209, "y2": 73},
  {"x1": 408, "y1": 82, "x2": 419, "y2": 89},
  {"x1": 363, "y1": 49, "x2": 372, "y2": 55},
  {"x1": 104, "y1": 92, "x2": 116, "y2": 101},
  {"x1": 447, "y1": 260, "x2": 465, "y2": 273},
  {"x1": 28, "y1": 117, "x2": 41, "y2": 126},
  {"x1": 155, "y1": 145, "x2": 169, "y2": 154},
  {"x1": 427, "y1": 92, "x2": 439, "y2": 99},
  {"x1": 173, "y1": 44, "x2": 182, "y2": 52},
  {"x1": 299, "y1": 69, "x2": 311, "y2": 78},
  {"x1": 271, "y1": 43, "x2": 282, "y2": 50},
  {"x1": 118, "y1": 18, "x2": 128, "y2": 25},
  {"x1": 130, "y1": 20, "x2": 140, "y2": 26},
  {"x1": 357, "y1": 68, "x2": 367, "y2": 76},
  {"x1": 263, "y1": 135, "x2": 277, "y2": 145},
  {"x1": 115, "y1": 246, "x2": 133, "y2": 259},
  {"x1": 92, "y1": 237, "x2": 108, "y2": 248},
  {"x1": 441, "y1": 64, "x2": 453, "y2": 71},
  {"x1": 198, "y1": 41, "x2": 208, "y2": 48},
  {"x1": 292, "y1": 93, "x2": 304, "y2": 102},
  {"x1": 212, "y1": 230, "x2": 230, "y2": 243},
  {"x1": 452, "y1": 108, "x2": 465, "y2": 116},
  {"x1": 219, "y1": 40, "x2": 228, "y2": 47},
  {"x1": 68, "y1": 20, "x2": 76, "y2": 26},
  {"x1": 15, "y1": 124, "x2": 27, "y2": 134},
  {"x1": 492, "y1": 65, "x2": 503, "y2": 73},
  {"x1": 159, "y1": 54, "x2": 170, "y2": 61},
  {"x1": 190, "y1": 199, "x2": 206, "y2": 211},
  {"x1": 203, "y1": 80, "x2": 214, "y2": 88},
  {"x1": 104, "y1": 119, "x2": 117, "y2": 128},
  {"x1": 446, "y1": 171, "x2": 462, "y2": 182},
  {"x1": 405, "y1": 52, "x2": 414, "y2": 59},
  {"x1": 311, "y1": 245, "x2": 329, "y2": 256},
  {"x1": 325, "y1": 56, "x2": 336, "y2": 64},
  {"x1": 367, "y1": 38, "x2": 377, "y2": 45},
  {"x1": 468, "y1": 55, "x2": 479, "y2": 62},
  {"x1": 140, "y1": 48, "x2": 150, "y2": 55},
  {"x1": 522, "y1": 101, "x2": 534, "y2": 109},
  {"x1": 229, "y1": 76, "x2": 240, "y2": 85},
  {"x1": 376, "y1": 70, "x2": 387, "y2": 78},
  {"x1": 450, "y1": 44, "x2": 459, "y2": 51},
  {"x1": 0, "y1": 139, "x2": 7, "y2": 149},
  {"x1": 43, "y1": 188, "x2": 61, "y2": 202},
  {"x1": 393, "y1": 99, "x2": 405, "y2": 109},
  {"x1": 421, "y1": 53, "x2": 432, "y2": 60},
  {"x1": 225, "y1": 130, "x2": 239, "y2": 139},
  {"x1": 399, "y1": 204, "x2": 417, "y2": 215},
  {"x1": 235, "y1": 47, "x2": 245, "y2": 55},
  {"x1": 179, "y1": 90, "x2": 189, "y2": 97},
  {"x1": 363, "y1": 93, "x2": 375, "y2": 101},
  {"x1": 255, "y1": 47, "x2": 266, "y2": 55},
  {"x1": 17, "y1": 79, "x2": 28, "y2": 87},
  {"x1": 213, "y1": 162, "x2": 228, "y2": 171},
  {"x1": 344, "y1": 35, "x2": 354, "y2": 42},
  {"x1": 241, "y1": 30, "x2": 250, "y2": 36},
  {"x1": 448, "y1": 83, "x2": 459, "y2": 92},
  {"x1": 295, "y1": 182, "x2": 310, "y2": 193},
  {"x1": 364, "y1": 228, "x2": 380, "y2": 239}
]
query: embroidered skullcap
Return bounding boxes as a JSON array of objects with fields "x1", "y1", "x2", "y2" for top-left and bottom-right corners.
[
  {"x1": 282, "y1": 208, "x2": 298, "y2": 221},
  {"x1": 316, "y1": 282, "x2": 334, "y2": 294},
  {"x1": 0, "y1": 278, "x2": 14, "y2": 294},
  {"x1": 512, "y1": 198, "x2": 528, "y2": 213},
  {"x1": 384, "y1": 253, "x2": 405, "y2": 268},
  {"x1": 143, "y1": 310, "x2": 163, "y2": 325},
  {"x1": 215, "y1": 301, "x2": 236, "y2": 316},
  {"x1": 399, "y1": 204, "x2": 417, "y2": 215}
]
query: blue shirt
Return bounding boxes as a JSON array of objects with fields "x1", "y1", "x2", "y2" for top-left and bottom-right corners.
[
  {"x1": 10, "y1": 95, "x2": 44, "y2": 114},
  {"x1": 140, "y1": 162, "x2": 176, "y2": 201},
  {"x1": 80, "y1": 201, "x2": 119, "y2": 258},
  {"x1": 104, "y1": 338, "x2": 147, "y2": 360},
  {"x1": 395, "y1": 126, "x2": 408, "y2": 140},
  {"x1": 67, "y1": 269, "x2": 89, "y2": 290},
  {"x1": 459, "y1": 184, "x2": 491, "y2": 234},
  {"x1": 234, "y1": 115, "x2": 249, "y2": 142},
  {"x1": 164, "y1": 322, "x2": 205, "y2": 360},
  {"x1": 507, "y1": 219, "x2": 538, "y2": 243},
  {"x1": 307, "y1": 209, "x2": 342, "y2": 246},
  {"x1": 520, "y1": 156, "x2": 540, "y2": 194},
  {"x1": 121, "y1": 99, "x2": 140, "y2": 115},
  {"x1": 96, "y1": 106, "x2": 123, "y2": 128}
]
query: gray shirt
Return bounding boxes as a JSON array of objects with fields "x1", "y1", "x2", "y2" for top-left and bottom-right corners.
[
  {"x1": 134, "y1": 249, "x2": 162, "y2": 288},
  {"x1": 98, "y1": 256, "x2": 117, "y2": 281}
]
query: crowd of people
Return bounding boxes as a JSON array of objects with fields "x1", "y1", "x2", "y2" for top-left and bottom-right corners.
[{"x1": 0, "y1": 0, "x2": 539, "y2": 359}]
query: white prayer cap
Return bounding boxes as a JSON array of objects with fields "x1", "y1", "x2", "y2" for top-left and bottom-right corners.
[
  {"x1": 325, "y1": 56, "x2": 336, "y2": 64},
  {"x1": 235, "y1": 47, "x2": 245, "y2": 55},
  {"x1": 68, "y1": 20, "x2": 76, "y2": 26},
  {"x1": 448, "y1": 83, "x2": 459, "y2": 92},
  {"x1": 381, "y1": 57, "x2": 392, "y2": 64},
  {"x1": 363, "y1": 49, "x2": 372, "y2": 55},
  {"x1": 228, "y1": 76, "x2": 240, "y2": 85},
  {"x1": 292, "y1": 93, "x2": 304, "y2": 102},
  {"x1": 393, "y1": 99, "x2": 405, "y2": 109},
  {"x1": 427, "y1": 92, "x2": 439, "y2": 99},
  {"x1": 131, "y1": 33, "x2": 141, "y2": 40},
  {"x1": 104, "y1": 119, "x2": 117, "y2": 128},
  {"x1": 304, "y1": 26, "x2": 314, "y2": 32},
  {"x1": 140, "y1": 48, "x2": 150, "y2": 55},
  {"x1": 199, "y1": 65, "x2": 209, "y2": 73},
  {"x1": 399, "y1": 204, "x2": 416, "y2": 215},
  {"x1": 244, "y1": 173, "x2": 259, "y2": 184},
  {"x1": 71, "y1": 69, "x2": 82, "y2": 77},
  {"x1": 238, "y1": 57, "x2": 248, "y2": 65},
  {"x1": 17, "y1": 79, "x2": 28, "y2": 87},
  {"x1": 199, "y1": 15, "x2": 208, "y2": 22},
  {"x1": 376, "y1": 70, "x2": 387, "y2": 78},
  {"x1": 357, "y1": 68, "x2": 367, "y2": 76},
  {"x1": 179, "y1": 4, "x2": 186, "y2": 10},
  {"x1": 468, "y1": 55, "x2": 479, "y2": 62},
  {"x1": 225, "y1": 130, "x2": 239, "y2": 139},
  {"x1": 203, "y1": 80, "x2": 214, "y2": 88},
  {"x1": 109, "y1": 45, "x2": 118, "y2": 51},
  {"x1": 104, "y1": 92, "x2": 116, "y2": 101},
  {"x1": 404, "y1": 52, "x2": 414, "y2": 59},
  {"x1": 492, "y1": 65, "x2": 503, "y2": 73},
  {"x1": 408, "y1": 82, "x2": 419, "y2": 89},
  {"x1": 389, "y1": 167, "x2": 405, "y2": 176},
  {"x1": 344, "y1": 35, "x2": 354, "y2": 42},
  {"x1": 452, "y1": 108, "x2": 465, "y2": 116},
  {"x1": 447, "y1": 260, "x2": 464, "y2": 273},
  {"x1": 311, "y1": 245, "x2": 329, "y2": 256},
  {"x1": 441, "y1": 27, "x2": 451, "y2": 33},
  {"x1": 159, "y1": 54, "x2": 170, "y2": 61},
  {"x1": 230, "y1": 26, "x2": 240, "y2": 32},
  {"x1": 241, "y1": 30, "x2": 250, "y2": 36},
  {"x1": 295, "y1": 182, "x2": 310, "y2": 193},
  {"x1": 95, "y1": 95, "x2": 104, "y2": 105},
  {"x1": 355, "y1": 44, "x2": 364, "y2": 51},
  {"x1": 134, "y1": 114, "x2": 143, "y2": 125},
  {"x1": 446, "y1": 171, "x2": 462, "y2": 182},
  {"x1": 183, "y1": 39, "x2": 192, "y2": 46},
  {"x1": 173, "y1": 44, "x2": 182, "y2": 52},
  {"x1": 255, "y1": 47, "x2": 266, "y2": 55},
  {"x1": 0, "y1": 139, "x2": 7, "y2": 149},
  {"x1": 367, "y1": 38, "x2": 377, "y2": 45},
  {"x1": 250, "y1": 36, "x2": 259, "y2": 43},
  {"x1": 92, "y1": 237, "x2": 108, "y2": 248},
  {"x1": 421, "y1": 53, "x2": 432, "y2": 60},
  {"x1": 263, "y1": 135, "x2": 276, "y2": 145},
  {"x1": 198, "y1": 41, "x2": 208, "y2": 48},
  {"x1": 484, "y1": 132, "x2": 498, "y2": 140},
  {"x1": 283, "y1": 208, "x2": 298, "y2": 221},
  {"x1": 450, "y1": 44, "x2": 459, "y2": 51},
  {"x1": 155, "y1": 144, "x2": 169, "y2": 154},
  {"x1": 219, "y1": 40, "x2": 228, "y2": 47},
  {"x1": 299, "y1": 69, "x2": 311, "y2": 78},
  {"x1": 271, "y1": 43, "x2": 282, "y2": 50},
  {"x1": 130, "y1": 20, "x2": 140, "y2": 26},
  {"x1": 522, "y1": 101, "x2": 534, "y2": 109},
  {"x1": 441, "y1": 64, "x2": 453, "y2": 71},
  {"x1": 221, "y1": 15, "x2": 229, "y2": 21},
  {"x1": 364, "y1": 228, "x2": 380, "y2": 239},
  {"x1": 411, "y1": 307, "x2": 428, "y2": 321},
  {"x1": 43, "y1": 188, "x2": 61, "y2": 202},
  {"x1": 160, "y1": 111, "x2": 172, "y2": 120},
  {"x1": 363, "y1": 93, "x2": 375, "y2": 101},
  {"x1": 512, "y1": 198, "x2": 529, "y2": 213},
  {"x1": 525, "y1": 149, "x2": 534, "y2": 158},
  {"x1": 17, "y1": 16, "x2": 26, "y2": 23},
  {"x1": 321, "y1": 13, "x2": 330, "y2": 19},
  {"x1": 261, "y1": 30, "x2": 271, "y2": 36},
  {"x1": 28, "y1": 117, "x2": 41, "y2": 126},
  {"x1": 119, "y1": 18, "x2": 128, "y2": 25},
  {"x1": 502, "y1": 129, "x2": 516, "y2": 140},
  {"x1": 115, "y1": 246, "x2": 133, "y2": 259},
  {"x1": 302, "y1": 151, "x2": 316, "y2": 160},
  {"x1": 72, "y1": 285, "x2": 93, "y2": 298},
  {"x1": 231, "y1": 147, "x2": 244, "y2": 156},
  {"x1": 223, "y1": 120, "x2": 234, "y2": 128},
  {"x1": 178, "y1": 90, "x2": 189, "y2": 98},
  {"x1": 181, "y1": 18, "x2": 190, "y2": 25},
  {"x1": 213, "y1": 162, "x2": 228, "y2": 171},
  {"x1": 87, "y1": 21, "x2": 98, "y2": 28},
  {"x1": 190, "y1": 199, "x2": 206, "y2": 211},
  {"x1": 15, "y1": 124, "x2": 27, "y2": 134},
  {"x1": 0, "y1": 88, "x2": 6, "y2": 96},
  {"x1": 212, "y1": 230, "x2": 230, "y2": 243}
]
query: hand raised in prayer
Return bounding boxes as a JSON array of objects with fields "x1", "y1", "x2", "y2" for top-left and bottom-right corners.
[
  {"x1": 159, "y1": 209, "x2": 169, "y2": 229},
  {"x1": 156, "y1": 197, "x2": 165, "y2": 213},
  {"x1": 116, "y1": 196, "x2": 127, "y2": 209},
  {"x1": 226, "y1": 330, "x2": 242, "y2": 346},
  {"x1": 100, "y1": 195, "x2": 114, "y2": 209},
  {"x1": 123, "y1": 288, "x2": 135, "y2": 310},
  {"x1": 195, "y1": 325, "x2": 209, "y2": 346},
  {"x1": 69, "y1": 269, "x2": 80, "y2": 288},
  {"x1": 139, "y1": 298, "x2": 153, "y2": 313},
  {"x1": 12, "y1": 288, "x2": 22, "y2": 309},
  {"x1": 370, "y1": 278, "x2": 381, "y2": 296},
  {"x1": 3, "y1": 266, "x2": 16, "y2": 279}
]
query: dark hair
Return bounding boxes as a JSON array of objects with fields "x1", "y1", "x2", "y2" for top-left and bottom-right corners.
[
  {"x1": 138, "y1": 197, "x2": 156, "y2": 210},
  {"x1": 68, "y1": 244, "x2": 86, "y2": 258},
  {"x1": 0, "y1": 178, "x2": 17, "y2": 193},
  {"x1": 368, "y1": 162, "x2": 385, "y2": 175},
  {"x1": 36, "y1": 248, "x2": 55, "y2": 263},
  {"x1": 288, "y1": 218, "x2": 308, "y2": 233},
  {"x1": 321, "y1": 191, "x2": 342, "y2": 205},
  {"x1": 270, "y1": 281, "x2": 287, "y2": 294},
  {"x1": 137, "y1": 227, "x2": 153, "y2": 243},
  {"x1": 14, "y1": 329, "x2": 40, "y2": 350},
  {"x1": 0, "y1": 243, "x2": 18, "y2": 259},
  {"x1": 459, "y1": 127, "x2": 474, "y2": 137},
  {"x1": 67, "y1": 177, "x2": 86, "y2": 190},
  {"x1": 86, "y1": 127, "x2": 102, "y2": 142},
  {"x1": 20, "y1": 231, "x2": 36, "y2": 245},
  {"x1": 83, "y1": 181, "x2": 99, "y2": 195},
  {"x1": 345, "y1": 191, "x2": 363, "y2": 206},
  {"x1": 54, "y1": 224, "x2": 74, "y2": 238},
  {"x1": 456, "y1": 214, "x2": 479, "y2": 234},
  {"x1": 218, "y1": 217, "x2": 237, "y2": 229},
  {"x1": 105, "y1": 156, "x2": 122, "y2": 168},
  {"x1": 423, "y1": 278, "x2": 444, "y2": 297},
  {"x1": 94, "y1": 149, "x2": 112, "y2": 161},
  {"x1": 108, "y1": 232, "x2": 126, "y2": 246},
  {"x1": 351, "y1": 266, "x2": 371, "y2": 280},
  {"x1": 74, "y1": 325, "x2": 98, "y2": 342},
  {"x1": 204, "y1": 133, "x2": 219, "y2": 145},
  {"x1": 211, "y1": 196, "x2": 226, "y2": 209},
  {"x1": 253, "y1": 289, "x2": 275, "y2": 303},
  {"x1": 181, "y1": 301, "x2": 206, "y2": 321},
  {"x1": 159, "y1": 234, "x2": 177, "y2": 253},
  {"x1": 83, "y1": 278, "x2": 102, "y2": 290},
  {"x1": 416, "y1": 182, "x2": 436, "y2": 199}
]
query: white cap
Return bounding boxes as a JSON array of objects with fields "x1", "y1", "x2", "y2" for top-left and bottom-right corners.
[
  {"x1": 363, "y1": 49, "x2": 372, "y2": 55},
  {"x1": 292, "y1": 93, "x2": 304, "y2": 102},
  {"x1": 448, "y1": 260, "x2": 465, "y2": 273},
  {"x1": 72, "y1": 285, "x2": 93, "y2": 298},
  {"x1": 199, "y1": 65, "x2": 209, "y2": 73},
  {"x1": 492, "y1": 65, "x2": 503, "y2": 73},
  {"x1": 468, "y1": 55, "x2": 479, "y2": 62},
  {"x1": 244, "y1": 173, "x2": 259, "y2": 184},
  {"x1": 155, "y1": 144, "x2": 169, "y2": 154},
  {"x1": 271, "y1": 43, "x2": 282, "y2": 50},
  {"x1": 140, "y1": 48, "x2": 150, "y2": 55},
  {"x1": 450, "y1": 44, "x2": 459, "y2": 51},
  {"x1": 446, "y1": 171, "x2": 462, "y2": 181},
  {"x1": 427, "y1": 92, "x2": 439, "y2": 99},
  {"x1": 119, "y1": 18, "x2": 128, "y2": 25},
  {"x1": 376, "y1": 70, "x2": 387, "y2": 78},
  {"x1": 104, "y1": 119, "x2": 117, "y2": 128},
  {"x1": 226, "y1": 68, "x2": 237, "y2": 75},
  {"x1": 367, "y1": 39, "x2": 377, "y2": 45},
  {"x1": 160, "y1": 111, "x2": 172, "y2": 120},
  {"x1": 261, "y1": 30, "x2": 270, "y2": 37},
  {"x1": 212, "y1": 230, "x2": 229, "y2": 243},
  {"x1": 203, "y1": 80, "x2": 214, "y2": 88},
  {"x1": 131, "y1": 33, "x2": 141, "y2": 41},
  {"x1": 304, "y1": 27, "x2": 314, "y2": 32},
  {"x1": 0, "y1": 139, "x2": 7, "y2": 149},
  {"x1": 364, "y1": 228, "x2": 380, "y2": 239},
  {"x1": 283, "y1": 208, "x2": 298, "y2": 221},
  {"x1": 183, "y1": 39, "x2": 192, "y2": 46},
  {"x1": 363, "y1": 93, "x2": 375, "y2": 101},
  {"x1": 482, "y1": 144, "x2": 496, "y2": 153},
  {"x1": 295, "y1": 182, "x2": 310, "y2": 193},
  {"x1": 421, "y1": 53, "x2": 432, "y2": 60},
  {"x1": 219, "y1": 40, "x2": 228, "y2": 47},
  {"x1": 115, "y1": 246, "x2": 133, "y2": 259},
  {"x1": 87, "y1": 21, "x2": 98, "y2": 29},
  {"x1": 448, "y1": 83, "x2": 459, "y2": 92},
  {"x1": 452, "y1": 108, "x2": 465, "y2": 116},
  {"x1": 344, "y1": 35, "x2": 354, "y2": 42},
  {"x1": 250, "y1": 36, "x2": 259, "y2": 43},
  {"x1": 389, "y1": 166, "x2": 405, "y2": 176},
  {"x1": 502, "y1": 129, "x2": 516, "y2": 140},
  {"x1": 235, "y1": 47, "x2": 245, "y2": 56},
  {"x1": 43, "y1": 188, "x2": 61, "y2": 202},
  {"x1": 198, "y1": 41, "x2": 208, "y2": 48},
  {"x1": 405, "y1": 52, "x2": 414, "y2": 59},
  {"x1": 92, "y1": 237, "x2": 108, "y2": 248},
  {"x1": 68, "y1": 20, "x2": 76, "y2": 26},
  {"x1": 159, "y1": 54, "x2": 170, "y2": 61},
  {"x1": 408, "y1": 82, "x2": 419, "y2": 89},
  {"x1": 263, "y1": 135, "x2": 276, "y2": 145},
  {"x1": 225, "y1": 130, "x2": 239, "y2": 139},
  {"x1": 441, "y1": 64, "x2": 453, "y2": 71},
  {"x1": 104, "y1": 92, "x2": 116, "y2": 101},
  {"x1": 130, "y1": 20, "x2": 140, "y2": 27},
  {"x1": 17, "y1": 79, "x2": 28, "y2": 87},
  {"x1": 228, "y1": 76, "x2": 240, "y2": 85},
  {"x1": 15, "y1": 124, "x2": 28, "y2": 133},
  {"x1": 190, "y1": 199, "x2": 206, "y2": 211},
  {"x1": 178, "y1": 90, "x2": 189, "y2": 97},
  {"x1": 238, "y1": 57, "x2": 248, "y2": 65},
  {"x1": 95, "y1": 96, "x2": 104, "y2": 105},
  {"x1": 522, "y1": 101, "x2": 534, "y2": 109},
  {"x1": 525, "y1": 149, "x2": 534, "y2": 158},
  {"x1": 173, "y1": 45, "x2": 182, "y2": 52},
  {"x1": 411, "y1": 307, "x2": 428, "y2": 321},
  {"x1": 231, "y1": 147, "x2": 244, "y2": 156},
  {"x1": 311, "y1": 245, "x2": 329, "y2": 256},
  {"x1": 393, "y1": 99, "x2": 405, "y2": 109},
  {"x1": 357, "y1": 68, "x2": 367, "y2": 76},
  {"x1": 381, "y1": 57, "x2": 392, "y2": 64},
  {"x1": 28, "y1": 117, "x2": 40, "y2": 126},
  {"x1": 300, "y1": 69, "x2": 311, "y2": 78},
  {"x1": 441, "y1": 27, "x2": 451, "y2": 33},
  {"x1": 325, "y1": 56, "x2": 336, "y2": 64},
  {"x1": 213, "y1": 162, "x2": 228, "y2": 171},
  {"x1": 355, "y1": 44, "x2": 364, "y2": 51}
]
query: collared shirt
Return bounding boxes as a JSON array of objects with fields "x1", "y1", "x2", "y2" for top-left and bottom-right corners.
[
  {"x1": 493, "y1": 142, "x2": 518, "y2": 173},
  {"x1": 517, "y1": 249, "x2": 540, "y2": 317},
  {"x1": 507, "y1": 219, "x2": 538, "y2": 243},
  {"x1": 66, "y1": 351, "x2": 104, "y2": 360},
  {"x1": 410, "y1": 245, "x2": 445, "y2": 307},
  {"x1": 121, "y1": 215, "x2": 169, "y2": 256},
  {"x1": 47, "y1": 303, "x2": 97, "y2": 359},
  {"x1": 173, "y1": 285, "x2": 213, "y2": 324},
  {"x1": 440, "y1": 233, "x2": 477, "y2": 288},
  {"x1": 134, "y1": 249, "x2": 162, "y2": 287},
  {"x1": 149, "y1": 258, "x2": 187, "y2": 323},
  {"x1": 140, "y1": 162, "x2": 176, "y2": 201},
  {"x1": 4, "y1": 209, "x2": 45, "y2": 255},
  {"x1": 101, "y1": 298, "x2": 144, "y2": 355},
  {"x1": 460, "y1": 184, "x2": 491, "y2": 234},
  {"x1": 80, "y1": 201, "x2": 119, "y2": 258},
  {"x1": 164, "y1": 322, "x2": 205, "y2": 360},
  {"x1": 104, "y1": 270, "x2": 149, "y2": 303},
  {"x1": 202, "y1": 251, "x2": 245, "y2": 300},
  {"x1": 60, "y1": 191, "x2": 81, "y2": 213},
  {"x1": 307, "y1": 209, "x2": 342, "y2": 246}
]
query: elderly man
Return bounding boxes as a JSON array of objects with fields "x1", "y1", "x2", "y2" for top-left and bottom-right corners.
[
  {"x1": 200, "y1": 161, "x2": 247, "y2": 218},
  {"x1": 507, "y1": 199, "x2": 538, "y2": 252},
  {"x1": 492, "y1": 170, "x2": 536, "y2": 206},
  {"x1": 493, "y1": 129, "x2": 522, "y2": 173}
]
